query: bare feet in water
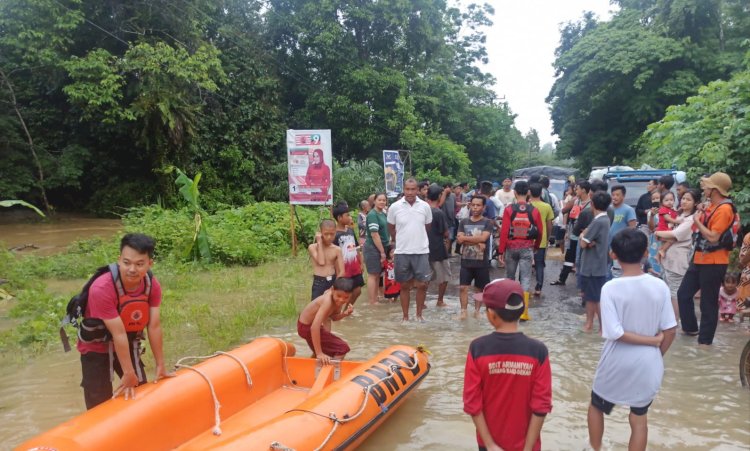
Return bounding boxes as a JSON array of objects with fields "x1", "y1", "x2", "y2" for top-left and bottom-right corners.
[
  {"x1": 458, "y1": 309, "x2": 468, "y2": 320},
  {"x1": 436, "y1": 301, "x2": 447, "y2": 307}
]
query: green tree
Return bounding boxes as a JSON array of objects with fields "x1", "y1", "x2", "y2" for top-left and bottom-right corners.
[
  {"x1": 638, "y1": 53, "x2": 750, "y2": 221},
  {"x1": 548, "y1": 1, "x2": 749, "y2": 171}
]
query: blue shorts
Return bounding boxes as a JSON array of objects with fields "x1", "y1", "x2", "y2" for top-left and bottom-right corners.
[{"x1": 581, "y1": 275, "x2": 607, "y2": 303}]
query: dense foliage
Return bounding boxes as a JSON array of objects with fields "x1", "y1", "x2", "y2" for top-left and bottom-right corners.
[
  {"x1": 548, "y1": 0, "x2": 750, "y2": 171},
  {"x1": 1, "y1": 0, "x2": 526, "y2": 212},
  {"x1": 0, "y1": 200, "x2": 327, "y2": 352},
  {"x1": 639, "y1": 53, "x2": 750, "y2": 221}
]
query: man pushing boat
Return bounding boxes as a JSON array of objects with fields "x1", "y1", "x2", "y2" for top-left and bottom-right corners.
[{"x1": 74, "y1": 233, "x2": 174, "y2": 409}]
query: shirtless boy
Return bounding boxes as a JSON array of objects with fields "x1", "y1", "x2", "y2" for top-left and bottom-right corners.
[
  {"x1": 309, "y1": 219, "x2": 344, "y2": 301},
  {"x1": 297, "y1": 277, "x2": 355, "y2": 364}
]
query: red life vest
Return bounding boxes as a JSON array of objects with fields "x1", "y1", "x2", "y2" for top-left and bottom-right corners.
[
  {"x1": 113, "y1": 272, "x2": 151, "y2": 333},
  {"x1": 508, "y1": 203, "x2": 539, "y2": 241}
]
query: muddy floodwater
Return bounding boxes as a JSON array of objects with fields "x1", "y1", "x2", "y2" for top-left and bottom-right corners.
[
  {"x1": 0, "y1": 214, "x2": 122, "y2": 255},
  {"x1": 2, "y1": 248, "x2": 749, "y2": 449}
]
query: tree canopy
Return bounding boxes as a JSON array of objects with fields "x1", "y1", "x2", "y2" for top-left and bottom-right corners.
[
  {"x1": 639, "y1": 52, "x2": 750, "y2": 220},
  {"x1": 548, "y1": 0, "x2": 749, "y2": 171},
  {"x1": 1, "y1": 0, "x2": 525, "y2": 212}
]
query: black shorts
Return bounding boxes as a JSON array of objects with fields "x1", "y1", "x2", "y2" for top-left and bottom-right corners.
[
  {"x1": 591, "y1": 391, "x2": 652, "y2": 416},
  {"x1": 581, "y1": 275, "x2": 607, "y2": 303},
  {"x1": 311, "y1": 274, "x2": 335, "y2": 301},
  {"x1": 459, "y1": 266, "x2": 490, "y2": 289},
  {"x1": 350, "y1": 273, "x2": 365, "y2": 288}
]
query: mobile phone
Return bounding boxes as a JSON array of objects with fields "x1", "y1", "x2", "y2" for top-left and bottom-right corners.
[{"x1": 652, "y1": 201, "x2": 660, "y2": 208}]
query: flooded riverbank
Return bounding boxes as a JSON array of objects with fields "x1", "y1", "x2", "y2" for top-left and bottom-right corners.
[
  {"x1": 0, "y1": 214, "x2": 122, "y2": 256},
  {"x1": 2, "y1": 255, "x2": 749, "y2": 449}
]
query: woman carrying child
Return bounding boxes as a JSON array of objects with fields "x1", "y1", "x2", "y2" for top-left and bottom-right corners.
[{"x1": 654, "y1": 189, "x2": 699, "y2": 321}]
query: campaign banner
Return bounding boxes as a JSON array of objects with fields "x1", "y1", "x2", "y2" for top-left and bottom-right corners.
[
  {"x1": 383, "y1": 150, "x2": 404, "y2": 198},
  {"x1": 287, "y1": 130, "x2": 333, "y2": 205}
]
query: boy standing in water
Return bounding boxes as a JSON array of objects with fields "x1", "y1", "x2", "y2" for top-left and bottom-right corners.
[
  {"x1": 308, "y1": 219, "x2": 344, "y2": 301},
  {"x1": 588, "y1": 229, "x2": 677, "y2": 451},
  {"x1": 463, "y1": 278, "x2": 552, "y2": 451},
  {"x1": 298, "y1": 277, "x2": 355, "y2": 365},
  {"x1": 332, "y1": 202, "x2": 365, "y2": 305},
  {"x1": 578, "y1": 191, "x2": 611, "y2": 332}
]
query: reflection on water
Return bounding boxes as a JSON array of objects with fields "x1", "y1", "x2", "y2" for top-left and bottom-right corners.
[{"x1": 2, "y1": 259, "x2": 749, "y2": 449}]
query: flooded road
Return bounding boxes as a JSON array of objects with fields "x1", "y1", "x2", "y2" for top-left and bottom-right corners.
[{"x1": 2, "y1": 252, "x2": 749, "y2": 449}]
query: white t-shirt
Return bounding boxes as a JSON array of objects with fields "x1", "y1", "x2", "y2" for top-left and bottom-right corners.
[
  {"x1": 592, "y1": 274, "x2": 677, "y2": 407},
  {"x1": 495, "y1": 189, "x2": 515, "y2": 206},
  {"x1": 387, "y1": 197, "x2": 432, "y2": 254}
]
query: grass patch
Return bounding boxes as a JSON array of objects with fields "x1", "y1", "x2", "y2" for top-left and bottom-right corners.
[{"x1": 0, "y1": 248, "x2": 313, "y2": 361}]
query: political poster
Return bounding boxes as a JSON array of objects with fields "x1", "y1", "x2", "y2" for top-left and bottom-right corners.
[
  {"x1": 287, "y1": 130, "x2": 333, "y2": 205},
  {"x1": 383, "y1": 150, "x2": 404, "y2": 198}
]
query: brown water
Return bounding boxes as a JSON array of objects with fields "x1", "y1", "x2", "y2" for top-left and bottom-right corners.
[
  {"x1": 2, "y1": 255, "x2": 749, "y2": 449},
  {"x1": 0, "y1": 215, "x2": 122, "y2": 255}
]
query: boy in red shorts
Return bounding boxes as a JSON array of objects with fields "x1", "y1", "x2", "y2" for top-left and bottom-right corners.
[
  {"x1": 464, "y1": 278, "x2": 552, "y2": 450},
  {"x1": 297, "y1": 277, "x2": 354, "y2": 365}
]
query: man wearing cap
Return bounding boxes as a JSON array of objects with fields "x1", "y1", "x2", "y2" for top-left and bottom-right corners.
[
  {"x1": 463, "y1": 278, "x2": 552, "y2": 451},
  {"x1": 677, "y1": 172, "x2": 735, "y2": 346}
]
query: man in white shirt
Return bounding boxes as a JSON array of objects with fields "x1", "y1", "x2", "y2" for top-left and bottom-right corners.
[
  {"x1": 495, "y1": 177, "x2": 515, "y2": 206},
  {"x1": 388, "y1": 178, "x2": 433, "y2": 322}
]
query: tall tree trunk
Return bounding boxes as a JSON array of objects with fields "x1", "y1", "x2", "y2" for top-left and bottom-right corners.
[{"x1": 0, "y1": 68, "x2": 51, "y2": 212}]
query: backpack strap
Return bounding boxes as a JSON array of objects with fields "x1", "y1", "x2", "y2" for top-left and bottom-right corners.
[{"x1": 110, "y1": 263, "x2": 153, "y2": 299}]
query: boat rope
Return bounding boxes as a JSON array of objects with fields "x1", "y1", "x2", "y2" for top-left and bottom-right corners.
[
  {"x1": 308, "y1": 350, "x2": 421, "y2": 451},
  {"x1": 174, "y1": 363, "x2": 223, "y2": 436},
  {"x1": 172, "y1": 351, "x2": 254, "y2": 436},
  {"x1": 269, "y1": 442, "x2": 296, "y2": 451},
  {"x1": 174, "y1": 352, "x2": 253, "y2": 388},
  {"x1": 277, "y1": 338, "x2": 307, "y2": 391}
]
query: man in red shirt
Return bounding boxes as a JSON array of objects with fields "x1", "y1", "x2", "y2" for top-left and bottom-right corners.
[
  {"x1": 497, "y1": 180, "x2": 543, "y2": 320},
  {"x1": 78, "y1": 233, "x2": 173, "y2": 409},
  {"x1": 464, "y1": 278, "x2": 552, "y2": 451}
]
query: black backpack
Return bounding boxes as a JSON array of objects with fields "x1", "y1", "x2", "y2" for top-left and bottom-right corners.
[{"x1": 59, "y1": 263, "x2": 152, "y2": 352}]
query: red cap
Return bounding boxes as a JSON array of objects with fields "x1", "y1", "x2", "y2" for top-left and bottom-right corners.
[{"x1": 473, "y1": 278, "x2": 524, "y2": 311}]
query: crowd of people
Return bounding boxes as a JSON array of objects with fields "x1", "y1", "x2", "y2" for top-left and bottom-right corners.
[{"x1": 68, "y1": 171, "x2": 748, "y2": 451}]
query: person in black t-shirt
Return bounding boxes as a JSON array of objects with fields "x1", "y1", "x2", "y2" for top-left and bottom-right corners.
[{"x1": 427, "y1": 185, "x2": 451, "y2": 307}]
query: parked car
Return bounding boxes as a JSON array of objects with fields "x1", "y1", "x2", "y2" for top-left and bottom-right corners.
[
  {"x1": 600, "y1": 169, "x2": 686, "y2": 208},
  {"x1": 512, "y1": 166, "x2": 577, "y2": 205}
]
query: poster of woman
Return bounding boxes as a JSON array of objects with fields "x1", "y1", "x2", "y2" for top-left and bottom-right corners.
[{"x1": 287, "y1": 130, "x2": 333, "y2": 205}]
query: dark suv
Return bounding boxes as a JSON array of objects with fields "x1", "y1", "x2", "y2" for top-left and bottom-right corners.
[{"x1": 601, "y1": 169, "x2": 686, "y2": 208}]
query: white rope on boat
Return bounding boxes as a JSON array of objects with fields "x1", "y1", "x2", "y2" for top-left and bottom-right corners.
[
  {"x1": 278, "y1": 338, "x2": 308, "y2": 391},
  {"x1": 174, "y1": 352, "x2": 252, "y2": 388},
  {"x1": 215, "y1": 351, "x2": 253, "y2": 387},
  {"x1": 308, "y1": 350, "x2": 421, "y2": 451},
  {"x1": 172, "y1": 351, "x2": 254, "y2": 436},
  {"x1": 174, "y1": 363, "x2": 223, "y2": 436},
  {"x1": 269, "y1": 441, "x2": 296, "y2": 451}
]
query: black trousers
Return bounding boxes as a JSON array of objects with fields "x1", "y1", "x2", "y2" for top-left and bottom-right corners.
[
  {"x1": 80, "y1": 342, "x2": 147, "y2": 410},
  {"x1": 677, "y1": 263, "x2": 727, "y2": 345},
  {"x1": 558, "y1": 240, "x2": 578, "y2": 283}
]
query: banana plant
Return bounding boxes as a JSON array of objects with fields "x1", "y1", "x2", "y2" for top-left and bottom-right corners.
[
  {"x1": 174, "y1": 169, "x2": 210, "y2": 262},
  {"x1": 0, "y1": 200, "x2": 46, "y2": 217}
]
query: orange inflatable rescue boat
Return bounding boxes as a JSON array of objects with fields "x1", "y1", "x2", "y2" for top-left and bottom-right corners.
[{"x1": 17, "y1": 337, "x2": 430, "y2": 450}]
